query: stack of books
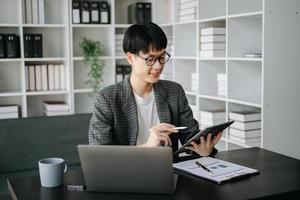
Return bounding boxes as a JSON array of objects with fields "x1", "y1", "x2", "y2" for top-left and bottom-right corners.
[
  {"x1": 166, "y1": 35, "x2": 174, "y2": 55},
  {"x1": 217, "y1": 73, "x2": 227, "y2": 96},
  {"x1": 25, "y1": 64, "x2": 66, "y2": 92},
  {"x1": 191, "y1": 73, "x2": 197, "y2": 92},
  {"x1": 199, "y1": 27, "x2": 226, "y2": 58},
  {"x1": 43, "y1": 101, "x2": 69, "y2": 116},
  {"x1": 0, "y1": 105, "x2": 19, "y2": 119},
  {"x1": 200, "y1": 109, "x2": 226, "y2": 130},
  {"x1": 178, "y1": 0, "x2": 197, "y2": 22},
  {"x1": 229, "y1": 111, "x2": 261, "y2": 147},
  {"x1": 115, "y1": 34, "x2": 124, "y2": 56},
  {"x1": 23, "y1": 0, "x2": 45, "y2": 24}
]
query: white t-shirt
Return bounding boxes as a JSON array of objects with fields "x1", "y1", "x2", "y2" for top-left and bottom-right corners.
[{"x1": 134, "y1": 89, "x2": 160, "y2": 145}]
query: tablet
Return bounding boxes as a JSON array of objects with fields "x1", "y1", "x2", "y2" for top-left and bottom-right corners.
[{"x1": 174, "y1": 120, "x2": 234, "y2": 155}]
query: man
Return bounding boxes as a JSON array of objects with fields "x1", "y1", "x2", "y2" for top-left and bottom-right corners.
[{"x1": 88, "y1": 22, "x2": 222, "y2": 157}]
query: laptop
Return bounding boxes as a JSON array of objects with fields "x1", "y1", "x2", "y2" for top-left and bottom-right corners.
[{"x1": 78, "y1": 145, "x2": 177, "y2": 194}]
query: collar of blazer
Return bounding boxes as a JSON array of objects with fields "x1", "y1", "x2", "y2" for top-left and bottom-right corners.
[{"x1": 121, "y1": 75, "x2": 172, "y2": 144}]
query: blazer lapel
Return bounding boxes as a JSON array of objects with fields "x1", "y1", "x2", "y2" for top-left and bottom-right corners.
[
  {"x1": 153, "y1": 81, "x2": 171, "y2": 124},
  {"x1": 121, "y1": 76, "x2": 139, "y2": 145}
]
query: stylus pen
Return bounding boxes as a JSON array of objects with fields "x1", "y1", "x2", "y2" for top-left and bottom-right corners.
[
  {"x1": 173, "y1": 127, "x2": 188, "y2": 130},
  {"x1": 195, "y1": 161, "x2": 213, "y2": 175}
]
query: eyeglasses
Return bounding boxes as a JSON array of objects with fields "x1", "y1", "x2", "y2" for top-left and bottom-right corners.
[{"x1": 136, "y1": 51, "x2": 171, "y2": 66}]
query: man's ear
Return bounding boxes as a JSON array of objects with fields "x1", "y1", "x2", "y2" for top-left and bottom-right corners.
[{"x1": 126, "y1": 52, "x2": 134, "y2": 65}]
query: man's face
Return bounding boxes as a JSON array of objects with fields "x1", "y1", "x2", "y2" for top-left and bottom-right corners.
[{"x1": 127, "y1": 48, "x2": 167, "y2": 84}]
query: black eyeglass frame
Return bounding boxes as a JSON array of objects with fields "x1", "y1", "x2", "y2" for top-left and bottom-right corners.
[{"x1": 136, "y1": 51, "x2": 171, "y2": 66}]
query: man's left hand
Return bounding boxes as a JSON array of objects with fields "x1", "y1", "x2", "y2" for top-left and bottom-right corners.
[{"x1": 185, "y1": 132, "x2": 222, "y2": 157}]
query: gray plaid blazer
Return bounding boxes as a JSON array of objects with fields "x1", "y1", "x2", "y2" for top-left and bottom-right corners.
[{"x1": 88, "y1": 76, "x2": 203, "y2": 153}]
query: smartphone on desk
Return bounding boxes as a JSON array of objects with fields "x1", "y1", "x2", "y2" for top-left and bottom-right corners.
[{"x1": 174, "y1": 120, "x2": 234, "y2": 155}]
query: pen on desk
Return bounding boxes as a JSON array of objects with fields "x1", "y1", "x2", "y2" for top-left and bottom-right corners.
[
  {"x1": 195, "y1": 161, "x2": 213, "y2": 175},
  {"x1": 173, "y1": 127, "x2": 188, "y2": 130}
]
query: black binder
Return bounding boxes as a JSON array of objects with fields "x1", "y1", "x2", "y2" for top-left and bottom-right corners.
[
  {"x1": 6, "y1": 34, "x2": 20, "y2": 58},
  {"x1": 32, "y1": 34, "x2": 43, "y2": 58},
  {"x1": 81, "y1": 1, "x2": 90, "y2": 24},
  {"x1": 24, "y1": 34, "x2": 33, "y2": 58},
  {"x1": 72, "y1": 0, "x2": 81, "y2": 24},
  {"x1": 143, "y1": 3, "x2": 152, "y2": 23},
  {"x1": 128, "y1": 2, "x2": 152, "y2": 24},
  {"x1": 0, "y1": 34, "x2": 6, "y2": 58},
  {"x1": 128, "y1": 2, "x2": 147, "y2": 24},
  {"x1": 99, "y1": 1, "x2": 110, "y2": 24},
  {"x1": 135, "y1": 3, "x2": 144, "y2": 24},
  {"x1": 90, "y1": 1, "x2": 100, "y2": 23}
]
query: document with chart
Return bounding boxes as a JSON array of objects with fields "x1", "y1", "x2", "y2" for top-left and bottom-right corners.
[{"x1": 173, "y1": 157, "x2": 259, "y2": 184}]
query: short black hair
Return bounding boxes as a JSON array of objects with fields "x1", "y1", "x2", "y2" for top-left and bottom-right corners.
[{"x1": 123, "y1": 22, "x2": 167, "y2": 54}]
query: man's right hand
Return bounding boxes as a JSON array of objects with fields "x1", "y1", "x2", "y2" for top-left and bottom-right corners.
[{"x1": 144, "y1": 123, "x2": 179, "y2": 147}]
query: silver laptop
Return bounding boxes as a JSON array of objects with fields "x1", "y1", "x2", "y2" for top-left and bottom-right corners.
[{"x1": 78, "y1": 145, "x2": 177, "y2": 194}]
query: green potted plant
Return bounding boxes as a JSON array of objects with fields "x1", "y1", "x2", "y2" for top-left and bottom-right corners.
[{"x1": 79, "y1": 37, "x2": 104, "y2": 95}]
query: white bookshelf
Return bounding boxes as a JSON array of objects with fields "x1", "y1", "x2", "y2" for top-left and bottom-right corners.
[
  {"x1": 156, "y1": 0, "x2": 300, "y2": 157},
  {"x1": 1, "y1": 0, "x2": 299, "y2": 158}
]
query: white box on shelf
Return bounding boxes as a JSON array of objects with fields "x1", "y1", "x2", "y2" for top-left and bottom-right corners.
[
  {"x1": 0, "y1": 112, "x2": 19, "y2": 119},
  {"x1": 201, "y1": 27, "x2": 226, "y2": 35},
  {"x1": 229, "y1": 111, "x2": 261, "y2": 122},
  {"x1": 0, "y1": 105, "x2": 18, "y2": 113},
  {"x1": 44, "y1": 111, "x2": 69, "y2": 116},
  {"x1": 217, "y1": 73, "x2": 227, "y2": 81},
  {"x1": 231, "y1": 121, "x2": 261, "y2": 131},
  {"x1": 229, "y1": 128, "x2": 261, "y2": 139},
  {"x1": 200, "y1": 50, "x2": 225, "y2": 58},
  {"x1": 179, "y1": 14, "x2": 196, "y2": 21},
  {"x1": 218, "y1": 83, "x2": 227, "y2": 91},
  {"x1": 43, "y1": 101, "x2": 69, "y2": 112},
  {"x1": 200, "y1": 109, "x2": 226, "y2": 120},
  {"x1": 180, "y1": 0, "x2": 197, "y2": 10},
  {"x1": 200, "y1": 43, "x2": 226, "y2": 50},
  {"x1": 200, "y1": 35, "x2": 226, "y2": 43},
  {"x1": 229, "y1": 135, "x2": 261, "y2": 146},
  {"x1": 179, "y1": 7, "x2": 196, "y2": 16}
]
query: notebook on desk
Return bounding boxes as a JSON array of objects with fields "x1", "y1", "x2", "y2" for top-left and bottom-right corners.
[{"x1": 173, "y1": 156, "x2": 259, "y2": 184}]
